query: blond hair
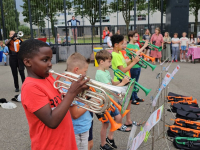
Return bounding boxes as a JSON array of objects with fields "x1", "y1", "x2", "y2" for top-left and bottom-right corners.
[
  {"x1": 145, "y1": 29, "x2": 151, "y2": 37},
  {"x1": 66, "y1": 53, "x2": 90, "y2": 71}
]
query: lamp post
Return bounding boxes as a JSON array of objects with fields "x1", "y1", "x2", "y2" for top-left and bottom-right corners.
[{"x1": 134, "y1": 0, "x2": 137, "y2": 30}]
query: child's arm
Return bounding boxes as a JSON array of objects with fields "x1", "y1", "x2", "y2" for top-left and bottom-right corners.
[
  {"x1": 118, "y1": 56, "x2": 140, "y2": 73},
  {"x1": 137, "y1": 40, "x2": 149, "y2": 53},
  {"x1": 34, "y1": 76, "x2": 89, "y2": 129},
  {"x1": 70, "y1": 104, "x2": 90, "y2": 119},
  {"x1": 112, "y1": 76, "x2": 130, "y2": 86}
]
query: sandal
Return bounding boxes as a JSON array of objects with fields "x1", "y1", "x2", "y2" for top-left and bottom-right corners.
[
  {"x1": 131, "y1": 100, "x2": 139, "y2": 105},
  {"x1": 125, "y1": 121, "x2": 140, "y2": 127},
  {"x1": 136, "y1": 98, "x2": 144, "y2": 102},
  {"x1": 117, "y1": 125, "x2": 131, "y2": 132}
]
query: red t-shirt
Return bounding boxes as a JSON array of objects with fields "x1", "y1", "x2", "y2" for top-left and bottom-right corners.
[{"x1": 21, "y1": 75, "x2": 77, "y2": 150}]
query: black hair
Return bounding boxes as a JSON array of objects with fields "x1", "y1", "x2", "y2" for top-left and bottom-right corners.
[
  {"x1": 110, "y1": 34, "x2": 124, "y2": 47},
  {"x1": 190, "y1": 33, "x2": 195, "y2": 41},
  {"x1": 18, "y1": 39, "x2": 50, "y2": 61}
]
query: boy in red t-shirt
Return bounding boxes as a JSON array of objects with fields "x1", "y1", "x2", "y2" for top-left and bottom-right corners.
[{"x1": 18, "y1": 39, "x2": 89, "y2": 150}]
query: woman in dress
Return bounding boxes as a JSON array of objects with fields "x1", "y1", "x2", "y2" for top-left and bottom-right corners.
[
  {"x1": 162, "y1": 32, "x2": 172, "y2": 61},
  {"x1": 150, "y1": 27, "x2": 164, "y2": 64}
]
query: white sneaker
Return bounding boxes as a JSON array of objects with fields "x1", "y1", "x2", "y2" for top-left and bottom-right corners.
[
  {"x1": 180, "y1": 59, "x2": 183, "y2": 62},
  {"x1": 188, "y1": 59, "x2": 191, "y2": 63},
  {"x1": 183, "y1": 59, "x2": 186, "y2": 62}
]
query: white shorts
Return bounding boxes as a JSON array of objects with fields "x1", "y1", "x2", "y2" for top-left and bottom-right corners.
[{"x1": 75, "y1": 130, "x2": 89, "y2": 150}]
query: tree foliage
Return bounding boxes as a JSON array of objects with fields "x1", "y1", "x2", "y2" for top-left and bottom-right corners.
[
  {"x1": 73, "y1": 0, "x2": 109, "y2": 26},
  {"x1": 110, "y1": 0, "x2": 134, "y2": 35},
  {"x1": 0, "y1": 0, "x2": 20, "y2": 39},
  {"x1": 21, "y1": 0, "x2": 71, "y2": 37}
]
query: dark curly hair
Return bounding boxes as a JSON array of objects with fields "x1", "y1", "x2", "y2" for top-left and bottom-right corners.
[
  {"x1": 110, "y1": 34, "x2": 124, "y2": 48},
  {"x1": 18, "y1": 39, "x2": 50, "y2": 61}
]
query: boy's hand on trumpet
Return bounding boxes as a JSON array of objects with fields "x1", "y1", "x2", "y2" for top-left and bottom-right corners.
[
  {"x1": 122, "y1": 76, "x2": 130, "y2": 85},
  {"x1": 68, "y1": 75, "x2": 89, "y2": 97},
  {"x1": 131, "y1": 55, "x2": 140, "y2": 64}
]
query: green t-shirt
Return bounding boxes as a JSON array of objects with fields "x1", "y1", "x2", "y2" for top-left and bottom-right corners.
[
  {"x1": 95, "y1": 69, "x2": 114, "y2": 100},
  {"x1": 111, "y1": 51, "x2": 130, "y2": 82},
  {"x1": 126, "y1": 44, "x2": 141, "y2": 68}
]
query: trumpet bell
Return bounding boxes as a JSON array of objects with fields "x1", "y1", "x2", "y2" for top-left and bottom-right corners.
[
  {"x1": 17, "y1": 31, "x2": 23, "y2": 37},
  {"x1": 105, "y1": 111, "x2": 122, "y2": 132}
]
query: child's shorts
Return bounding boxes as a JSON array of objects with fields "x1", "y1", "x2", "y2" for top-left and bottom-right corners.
[
  {"x1": 96, "y1": 104, "x2": 120, "y2": 123},
  {"x1": 181, "y1": 46, "x2": 187, "y2": 50}
]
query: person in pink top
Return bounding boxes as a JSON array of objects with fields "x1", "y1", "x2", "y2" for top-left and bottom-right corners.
[{"x1": 150, "y1": 27, "x2": 164, "y2": 64}]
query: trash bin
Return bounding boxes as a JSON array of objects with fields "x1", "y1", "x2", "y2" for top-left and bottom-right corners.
[
  {"x1": 93, "y1": 47, "x2": 103, "y2": 67},
  {"x1": 0, "y1": 51, "x2": 3, "y2": 62}
]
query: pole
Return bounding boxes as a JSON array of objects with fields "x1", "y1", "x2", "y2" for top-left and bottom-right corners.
[
  {"x1": 0, "y1": 0, "x2": 6, "y2": 39},
  {"x1": 46, "y1": 0, "x2": 50, "y2": 43},
  {"x1": 0, "y1": 22, "x2": 2, "y2": 40},
  {"x1": 148, "y1": 0, "x2": 150, "y2": 29},
  {"x1": 64, "y1": 0, "x2": 68, "y2": 45},
  {"x1": 117, "y1": 0, "x2": 118, "y2": 30},
  {"x1": 99, "y1": 0, "x2": 102, "y2": 45},
  {"x1": 161, "y1": 0, "x2": 163, "y2": 34},
  {"x1": 134, "y1": 0, "x2": 137, "y2": 30},
  {"x1": 14, "y1": 0, "x2": 18, "y2": 32},
  {"x1": 28, "y1": 0, "x2": 33, "y2": 39},
  {"x1": 81, "y1": 0, "x2": 85, "y2": 43}
]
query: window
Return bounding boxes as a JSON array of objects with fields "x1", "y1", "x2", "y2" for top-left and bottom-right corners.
[
  {"x1": 191, "y1": 24, "x2": 194, "y2": 32},
  {"x1": 137, "y1": 15, "x2": 146, "y2": 21},
  {"x1": 68, "y1": 12, "x2": 73, "y2": 15},
  {"x1": 96, "y1": 16, "x2": 110, "y2": 22},
  {"x1": 130, "y1": 15, "x2": 134, "y2": 21},
  {"x1": 130, "y1": 15, "x2": 146, "y2": 21}
]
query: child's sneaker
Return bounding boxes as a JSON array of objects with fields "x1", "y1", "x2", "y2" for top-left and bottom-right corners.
[
  {"x1": 188, "y1": 59, "x2": 191, "y2": 62},
  {"x1": 175, "y1": 60, "x2": 178, "y2": 62},
  {"x1": 180, "y1": 59, "x2": 183, "y2": 62},
  {"x1": 100, "y1": 143, "x2": 113, "y2": 150},
  {"x1": 183, "y1": 59, "x2": 186, "y2": 62},
  {"x1": 172, "y1": 60, "x2": 174, "y2": 63},
  {"x1": 106, "y1": 137, "x2": 117, "y2": 149}
]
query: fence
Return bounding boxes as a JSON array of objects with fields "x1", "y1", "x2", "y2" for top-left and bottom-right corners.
[{"x1": 0, "y1": 0, "x2": 199, "y2": 44}]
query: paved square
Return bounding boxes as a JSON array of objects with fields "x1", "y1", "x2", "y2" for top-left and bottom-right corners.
[{"x1": 0, "y1": 62, "x2": 199, "y2": 150}]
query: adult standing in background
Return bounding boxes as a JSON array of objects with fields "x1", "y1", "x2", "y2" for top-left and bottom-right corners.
[
  {"x1": 67, "y1": 16, "x2": 80, "y2": 43},
  {"x1": 150, "y1": 27, "x2": 163, "y2": 64},
  {"x1": 142, "y1": 29, "x2": 151, "y2": 61},
  {"x1": 102, "y1": 27, "x2": 109, "y2": 44},
  {"x1": 5, "y1": 31, "x2": 25, "y2": 92},
  {"x1": 162, "y1": 32, "x2": 172, "y2": 61}
]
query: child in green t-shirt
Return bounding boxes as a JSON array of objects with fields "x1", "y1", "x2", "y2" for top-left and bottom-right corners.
[
  {"x1": 95, "y1": 50, "x2": 131, "y2": 150},
  {"x1": 127, "y1": 30, "x2": 148, "y2": 106},
  {"x1": 110, "y1": 34, "x2": 142, "y2": 127}
]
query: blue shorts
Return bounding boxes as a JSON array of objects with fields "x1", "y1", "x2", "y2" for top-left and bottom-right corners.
[
  {"x1": 181, "y1": 46, "x2": 187, "y2": 50},
  {"x1": 96, "y1": 104, "x2": 120, "y2": 123}
]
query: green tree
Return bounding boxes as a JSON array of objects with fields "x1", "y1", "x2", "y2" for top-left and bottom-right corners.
[
  {"x1": 110, "y1": 0, "x2": 134, "y2": 36},
  {"x1": 21, "y1": 0, "x2": 71, "y2": 37},
  {"x1": 0, "y1": 0, "x2": 20, "y2": 38},
  {"x1": 190, "y1": 0, "x2": 200, "y2": 35},
  {"x1": 73, "y1": 0, "x2": 109, "y2": 26}
]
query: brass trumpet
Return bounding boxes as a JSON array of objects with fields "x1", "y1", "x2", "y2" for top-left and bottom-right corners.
[
  {"x1": 17, "y1": 31, "x2": 24, "y2": 38},
  {"x1": 49, "y1": 70, "x2": 134, "y2": 114}
]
